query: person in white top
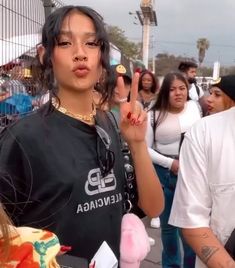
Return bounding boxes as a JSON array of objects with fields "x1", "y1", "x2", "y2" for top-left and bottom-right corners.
[
  {"x1": 178, "y1": 61, "x2": 207, "y2": 116},
  {"x1": 146, "y1": 72, "x2": 201, "y2": 268},
  {"x1": 206, "y1": 76, "x2": 235, "y2": 115},
  {"x1": 169, "y1": 75, "x2": 235, "y2": 268}
]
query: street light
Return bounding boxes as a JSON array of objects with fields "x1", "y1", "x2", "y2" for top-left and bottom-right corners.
[
  {"x1": 41, "y1": 0, "x2": 64, "y2": 18},
  {"x1": 129, "y1": 1, "x2": 157, "y2": 69},
  {"x1": 129, "y1": 11, "x2": 140, "y2": 25},
  {"x1": 41, "y1": 0, "x2": 54, "y2": 19},
  {"x1": 138, "y1": 1, "x2": 157, "y2": 69}
]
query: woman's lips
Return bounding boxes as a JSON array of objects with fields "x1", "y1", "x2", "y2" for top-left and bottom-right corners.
[
  {"x1": 207, "y1": 105, "x2": 213, "y2": 112},
  {"x1": 175, "y1": 98, "x2": 183, "y2": 102},
  {"x1": 72, "y1": 65, "x2": 90, "y2": 77},
  {"x1": 73, "y1": 68, "x2": 89, "y2": 77}
]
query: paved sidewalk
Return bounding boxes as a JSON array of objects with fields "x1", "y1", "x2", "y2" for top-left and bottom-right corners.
[{"x1": 141, "y1": 217, "x2": 163, "y2": 268}]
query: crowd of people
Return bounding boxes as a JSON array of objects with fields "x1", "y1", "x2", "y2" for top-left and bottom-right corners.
[{"x1": 0, "y1": 4, "x2": 235, "y2": 268}]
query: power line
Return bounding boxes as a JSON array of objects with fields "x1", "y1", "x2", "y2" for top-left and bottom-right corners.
[{"x1": 128, "y1": 37, "x2": 235, "y2": 49}]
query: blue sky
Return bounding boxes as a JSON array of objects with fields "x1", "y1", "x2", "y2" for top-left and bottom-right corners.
[{"x1": 63, "y1": 0, "x2": 235, "y2": 67}]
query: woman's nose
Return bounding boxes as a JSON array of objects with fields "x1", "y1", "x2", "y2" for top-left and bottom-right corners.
[
  {"x1": 206, "y1": 95, "x2": 213, "y2": 103},
  {"x1": 72, "y1": 43, "x2": 88, "y2": 62},
  {"x1": 73, "y1": 55, "x2": 88, "y2": 62},
  {"x1": 175, "y1": 89, "x2": 181, "y2": 95}
]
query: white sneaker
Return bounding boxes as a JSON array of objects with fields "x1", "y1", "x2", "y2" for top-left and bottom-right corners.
[
  {"x1": 148, "y1": 236, "x2": 155, "y2": 246},
  {"x1": 150, "y1": 217, "x2": 160, "y2": 228}
]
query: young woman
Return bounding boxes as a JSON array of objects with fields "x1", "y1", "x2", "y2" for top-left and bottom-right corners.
[
  {"x1": 146, "y1": 72, "x2": 201, "y2": 268},
  {"x1": 207, "y1": 77, "x2": 235, "y2": 114},
  {"x1": 0, "y1": 6, "x2": 164, "y2": 262},
  {"x1": 138, "y1": 70, "x2": 158, "y2": 110}
]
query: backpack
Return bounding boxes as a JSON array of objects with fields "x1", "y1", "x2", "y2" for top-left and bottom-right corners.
[{"x1": 194, "y1": 83, "x2": 200, "y2": 97}]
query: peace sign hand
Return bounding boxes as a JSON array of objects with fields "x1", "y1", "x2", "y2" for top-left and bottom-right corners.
[{"x1": 117, "y1": 72, "x2": 147, "y2": 145}]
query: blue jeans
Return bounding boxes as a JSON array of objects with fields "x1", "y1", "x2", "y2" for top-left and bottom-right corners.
[{"x1": 155, "y1": 164, "x2": 196, "y2": 268}]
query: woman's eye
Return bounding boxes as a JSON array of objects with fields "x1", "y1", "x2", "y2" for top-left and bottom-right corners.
[
  {"x1": 58, "y1": 41, "x2": 71, "y2": 47},
  {"x1": 85, "y1": 41, "x2": 99, "y2": 47}
]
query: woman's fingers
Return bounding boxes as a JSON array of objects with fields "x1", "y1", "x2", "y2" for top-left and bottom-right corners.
[
  {"x1": 135, "y1": 108, "x2": 147, "y2": 125},
  {"x1": 130, "y1": 72, "x2": 140, "y2": 113},
  {"x1": 117, "y1": 72, "x2": 143, "y2": 125},
  {"x1": 116, "y1": 76, "x2": 127, "y2": 103}
]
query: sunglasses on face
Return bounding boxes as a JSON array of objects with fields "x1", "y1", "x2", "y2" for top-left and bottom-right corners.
[{"x1": 95, "y1": 125, "x2": 115, "y2": 177}]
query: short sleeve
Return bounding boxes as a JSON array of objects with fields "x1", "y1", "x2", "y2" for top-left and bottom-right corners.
[{"x1": 169, "y1": 124, "x2": 212, "y2": 228}]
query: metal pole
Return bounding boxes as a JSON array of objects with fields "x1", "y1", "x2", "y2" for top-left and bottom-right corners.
[
  {"x1": 42, "y1": 0, "x2": 54, "y2": 19},
  {"x1": 152, "y1": 55, "x2": 155, "y2": 73},
  {"x1": 142, "y1": 17, "x2": 150, "y2": 69}
]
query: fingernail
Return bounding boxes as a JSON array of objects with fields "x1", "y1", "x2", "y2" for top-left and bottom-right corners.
[
  {"x1": 90, "y1": 261, "x2": 96, "y2": 268},
  {"x1": 127, "y1": 112, "x2": 132, "y2": 119},
  {"x1": 135, "y1": 68, "x2": 142, "y2": 74},
  {"x1": 60, "y1": 245, "x2": 72, "y2": 252},
  {"x1": 131, "y1": 119, "x2": 136, "y2": 125}
]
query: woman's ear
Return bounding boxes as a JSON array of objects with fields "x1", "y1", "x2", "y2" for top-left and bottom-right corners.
[{"x1": 37, "y1": 45, "x2": 45, "y2": 65}]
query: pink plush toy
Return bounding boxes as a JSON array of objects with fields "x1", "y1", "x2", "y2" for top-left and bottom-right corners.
[{"x1": 120, "y1": 213, "x2": 150, "y2": 268}]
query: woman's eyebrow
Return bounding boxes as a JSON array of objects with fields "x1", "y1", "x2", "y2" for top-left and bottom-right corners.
[{"x1": 59, "y1": 30, "x2": 97, "y2": 37}]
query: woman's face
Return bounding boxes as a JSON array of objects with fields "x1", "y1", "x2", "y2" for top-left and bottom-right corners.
[
  {"x1": 141, "y1": 73, "x2": 153, "y2": 91},
  {"x1": 169, "y1": 78, "x2": 188, "y2": 112},
  {"x1": 207, "y1": 86, "x2": 235, "y2": 114},
  {"x1": 51, "y1": 11, "x2": 102, "y2": 93}
]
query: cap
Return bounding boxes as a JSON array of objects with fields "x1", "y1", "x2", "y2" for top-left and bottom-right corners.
[
  {"x1": 211, "y1": 75, "x2": 235, "y2": 101},
  {"x1": 111, "y1": 64, "x2": 132, "y2": 85}
]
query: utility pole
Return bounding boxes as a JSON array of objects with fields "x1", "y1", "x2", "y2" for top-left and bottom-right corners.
[
  {"x1": 41, "y1": 0, "x2": 54, "y2": 19},
  {"x1": 136, "y1": 0, "x2": 157, "y2": 69}
]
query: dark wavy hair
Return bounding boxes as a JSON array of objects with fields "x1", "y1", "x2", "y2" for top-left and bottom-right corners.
[
  {"x1": 178, "y1": 61, "x2": 198, "y2": 72},
  {"x1": 34, "y1": 5, "x2": 113, "y2": 107},
  {"x1": 151, "y1": 72, "x2": 189, "y2": 129},
  {"x1": 138, "y1": 70, "x2": 158, "y2": 94}
]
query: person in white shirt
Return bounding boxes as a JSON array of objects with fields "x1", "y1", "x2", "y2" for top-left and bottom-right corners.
[
  {"x1": 206, "y1": 76, "x2": 235, "y2": 115},
  {"x1": 178, "y1": 61, "x2": 207, "y2": 116},
  {"x1": 169, "y1": 75, "x2": 235, "y2": 268},
  {"x1": 146, "y1": 72, "x2": 201, "y2": 268}
]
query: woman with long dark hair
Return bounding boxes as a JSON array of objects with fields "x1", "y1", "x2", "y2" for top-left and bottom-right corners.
[
  {"x1": 0, "y1": 6, "x2": 164, "y2": 262},
  {"x1": 138, "y1": 70, "x2": 158, "y2": 110},
  {"x1": 146, "y1": 72, "x2": 201, "y2": 268}
]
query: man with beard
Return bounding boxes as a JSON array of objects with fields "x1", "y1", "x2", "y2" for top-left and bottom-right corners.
[{"x1": 178, "y1": 61, "x2": 207, "y2": 116}]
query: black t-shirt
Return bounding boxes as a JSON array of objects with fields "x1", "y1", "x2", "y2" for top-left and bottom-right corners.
[{"x1": 0, "y1": 104, "x2": 125, "y2": 261}]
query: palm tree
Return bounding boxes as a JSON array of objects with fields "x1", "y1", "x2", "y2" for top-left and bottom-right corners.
[{"x1": 197, "y1": 38, "x2": 210, "y2": 66}]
